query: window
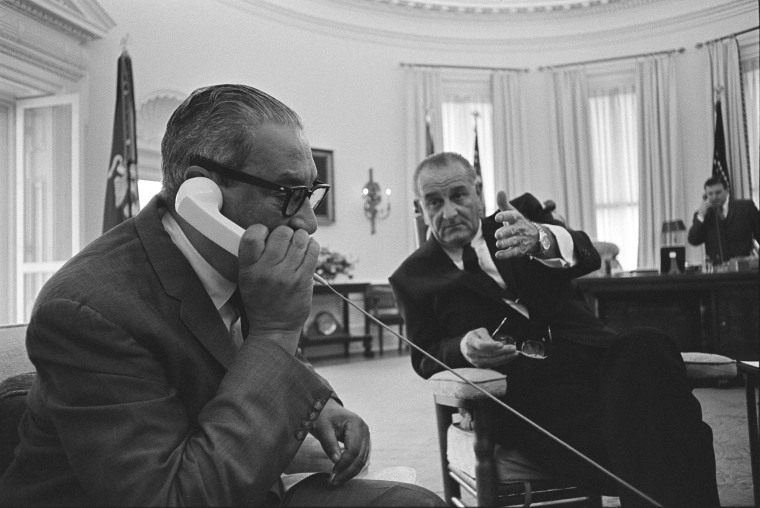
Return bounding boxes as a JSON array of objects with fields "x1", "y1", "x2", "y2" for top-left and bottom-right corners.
[
  {"x1": 741, "y1": 58, "x2": 759, "y2": 206},
  {"x1": 15, "y1": 94, "x2": 80, "y2": 322},
  {"x1": 588, "y1": 89, "x2": 640, "y2": 270}
]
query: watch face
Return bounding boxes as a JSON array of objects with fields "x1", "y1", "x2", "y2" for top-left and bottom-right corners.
[
  {"x1": 315, "y1": 311, "x2": 339, "y2": 335},
  {"x1": 540, "y1": 230, "x2": 551, "y2": 250}
]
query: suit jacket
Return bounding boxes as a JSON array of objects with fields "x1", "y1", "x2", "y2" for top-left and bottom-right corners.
[
  {"x1": 687, "y1": 198, "x2": 760, "y2": 262},
  {"x1": 389, "y1": 194, "x2": 617, "y2": 379},
  {"x1": 0, "y1": 197, "x2": 334, "y2": 506}
]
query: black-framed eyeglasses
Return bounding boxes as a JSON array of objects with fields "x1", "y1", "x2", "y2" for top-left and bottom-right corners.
[
  {"x1": 490, "y1": 316, "x2": 551, "y2": 360},
  {"x1": 189, "y1": 156, "x2": 330, "y2": 218}
]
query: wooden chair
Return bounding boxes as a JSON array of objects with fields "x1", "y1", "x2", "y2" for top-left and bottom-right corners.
[
  {"x1": 429, "y1": 353, "x2": 738, "y2": 507},
  {"x1": 364, "y1": 284, "x2": 405, "y2": 355},
  {"x1": 430, "y1": 368, "x2": 602, "y2": 507}
]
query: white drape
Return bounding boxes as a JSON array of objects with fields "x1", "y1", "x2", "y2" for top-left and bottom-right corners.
[
  {"x1": 636, "y1": 54, "x2": 682, "y2": 269},
  {"x1": 492, "y1": 71, "x2": 528, "y2": 199},
  {"x1": 709, "y1": 37, "x2": 751, "y2": 198},
  {"x1": 405, "y1": 68, "x2": 442, "y2": 247},
  {"x1": 548, "y1": 69, "x2": 597, "y2": 235},
  {"x1": 741, "y1": 58, "x2": 759, "y2": 205},
  {"x1": 441, "y1": 102, "x2": 495, "y2": 213},
  {"x1": 589, "y1": 89, "x2": 639, "y2": 271}
]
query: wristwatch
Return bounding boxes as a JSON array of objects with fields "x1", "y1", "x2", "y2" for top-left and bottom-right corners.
[{"x1": 532, "y1": 222, "x2": 551, "y2": 257}]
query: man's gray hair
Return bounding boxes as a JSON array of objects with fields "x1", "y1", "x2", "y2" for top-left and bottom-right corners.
[
  {"x1": 413, "y1": 152, "x2": 478, "y2": 197},
  {"x1": 160, "y1": 84, "x2": 303, "y2": 201}
]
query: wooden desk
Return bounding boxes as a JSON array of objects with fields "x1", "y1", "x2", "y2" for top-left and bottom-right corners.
[
  {"x1": 300, "y1": 281, "x2": 373, "y2": 358},
  {"x1": 575, "y1": 270, "x2": 759, "y2": 360}
]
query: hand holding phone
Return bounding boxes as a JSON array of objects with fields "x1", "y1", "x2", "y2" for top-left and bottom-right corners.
[{"x1": 176, "y1": 177, "x2": 318, "y2": 352}]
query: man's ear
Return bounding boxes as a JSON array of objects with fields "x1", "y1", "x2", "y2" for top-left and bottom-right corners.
[{"x1": 475, "y1": 177, "x2": 483, "y2": 197}]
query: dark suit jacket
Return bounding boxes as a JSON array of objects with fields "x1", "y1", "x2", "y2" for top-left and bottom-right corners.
[
  {"x1": 0, "y1": 197, "x2": 333, "y2": 506},
  {"x1": 687, "y1": 198, "x2": 760, "y2": 262},
  {"x1": 389, "y1": 194, "x2": 617, "y2": 379}
]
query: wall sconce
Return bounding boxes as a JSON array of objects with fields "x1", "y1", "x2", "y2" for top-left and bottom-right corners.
[{"x1": 362, "y1": 168, "x2": 391, "y2": 235}]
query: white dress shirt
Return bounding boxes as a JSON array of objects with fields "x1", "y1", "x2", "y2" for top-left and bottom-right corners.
[
  {"x1": 162, "y1": 211, "x2": 244, "y2": 348},
  {"x1": 442, "y1": 222, "x2": 576, "y2": 318}
]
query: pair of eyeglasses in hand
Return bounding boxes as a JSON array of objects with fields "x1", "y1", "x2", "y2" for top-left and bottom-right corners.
[{"x1": 490, "y1": 317, "x2": 550, "y2": 360}]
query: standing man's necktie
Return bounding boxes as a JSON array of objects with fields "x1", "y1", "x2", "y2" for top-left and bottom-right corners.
[{"x1": 229, "y1": 287, "x2": 249, "y2": 339}]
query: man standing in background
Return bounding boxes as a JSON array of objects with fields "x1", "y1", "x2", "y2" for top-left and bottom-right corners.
[{"x1": 688, "y1": 175, "x2": 759, "y2": 264}]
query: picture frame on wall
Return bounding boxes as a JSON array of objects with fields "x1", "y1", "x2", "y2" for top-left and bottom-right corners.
[{"x1": 311, "y1": 148, "x2": 335, "y2": 224}]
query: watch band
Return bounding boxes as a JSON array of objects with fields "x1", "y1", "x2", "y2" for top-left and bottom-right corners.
[{"x1": 532, "y1": 222, "x2": 551, "y2": 256}]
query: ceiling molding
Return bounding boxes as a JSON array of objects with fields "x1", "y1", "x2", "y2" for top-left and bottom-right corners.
[
  {"x1": 5, "y1": 0, "x2": 115, "y2": 42},
  {"x1": 216, "y1": 0, "x2": 757, "y2": 54},
  {"x1": 0, "y1": 0, "x2": 113, "y2": 97}
]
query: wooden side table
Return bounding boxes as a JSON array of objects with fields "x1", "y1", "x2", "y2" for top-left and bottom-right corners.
[{"x1": 738, "y1": 360, "x2": 759, "y2": 507}]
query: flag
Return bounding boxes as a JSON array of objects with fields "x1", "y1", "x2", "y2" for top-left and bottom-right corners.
[
  {"x1": 425, "y1": 114, "x2": 435, "y2": 156},
  {"x1": 473, "y1": 125, "x2": 481, "y2": 178},
  {"x1": 473, "y1": 121, "x2": 486, "y2": 214},
  {"x1": 712, "y1": 100, "x2": 730, "y2": 192},
  {"x1": 103, "y1": 50, "x2": 139, "y2": 233}
]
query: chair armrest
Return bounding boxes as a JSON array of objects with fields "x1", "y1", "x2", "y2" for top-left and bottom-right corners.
[
  {"x1": 681, "y1": 352, "x2": 737, "y2": 381},
  {"x1": 429, "y1": 368, "x2": 507, "y2": 400}
]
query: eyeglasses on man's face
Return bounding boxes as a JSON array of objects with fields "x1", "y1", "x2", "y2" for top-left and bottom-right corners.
[{"x1": 189, "y1": 156, "x2": 330, "y2": 218}]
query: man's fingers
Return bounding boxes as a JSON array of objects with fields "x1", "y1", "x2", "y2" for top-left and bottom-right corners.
[
  {"x1": 238, "y1": 224, "x2": 270, "y2": 266},
  {"x1": 496, "y1": 191, "x2": 513, "y2": 212}
]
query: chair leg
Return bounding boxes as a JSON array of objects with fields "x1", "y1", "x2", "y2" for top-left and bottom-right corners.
[
  {"x1": 473, "y1": 399, "x2": 498, "y2": 507},
  {"x1": 435, "y1": 403, "x2": 460, "y2": 505},
  {"x1": 378, "y1": 327, "x2": 384, "y2": 355}
]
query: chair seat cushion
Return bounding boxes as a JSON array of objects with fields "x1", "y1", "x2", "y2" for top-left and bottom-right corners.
[
  {"x1": 681, "y1": 352, "x2": 737, "y2": 380},
  {"x1": 447, "y1": 423, "x2": 551, "y2": 482},
  {"x1": 429, "y1": 368, "x2": 507, "y2": 399}
]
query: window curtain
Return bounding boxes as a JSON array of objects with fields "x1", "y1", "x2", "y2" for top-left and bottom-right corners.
[
  {"x1": 548, "y1": 69, "x2": 596, "y2": 234},
  {"x1": 441, "y1": 101, "x2": 495, "y2": 212},
  {"x1": 405, "y1": 68, "x2": 442, "y2": 246},
  {"x1": 589, "y1": 89, "x2": 639, "y2": 271},
  {"x1": 708, "y1": 37, "x2": 751, "y2": 198},
  {"x1": 741, "y1": 58, "x2": 759, "y2": 205},
  {"x1": 636, "y1": 53, "x2": 682, "y2": 269},
  {"x1": 492, "y1": 71, "x2": 528, "y2": 199}
]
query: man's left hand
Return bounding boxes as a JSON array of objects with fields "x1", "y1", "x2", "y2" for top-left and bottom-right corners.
[
  {"x1": 311, "y1": 399, "x2": 371, "y2": 487},
  {"x1": 494, "y1": 191, "x2": 539, "y2": 260}
]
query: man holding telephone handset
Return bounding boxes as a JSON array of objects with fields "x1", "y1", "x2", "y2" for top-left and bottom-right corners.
[
  {"x1": 0, "y1": 85, "x2": 443, "y2": 506},
  {"x1": 687, "y1": 175, "x2": 759, "y2": 265}
]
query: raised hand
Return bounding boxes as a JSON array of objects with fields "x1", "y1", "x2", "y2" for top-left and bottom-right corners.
[{"x1": 494, "y1": 191, "x2": 540, "y2": 260}]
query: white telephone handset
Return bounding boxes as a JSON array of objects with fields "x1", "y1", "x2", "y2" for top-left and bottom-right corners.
[
  {"x1": 175, "y1": 177, "x2": 244, "y2": 257},
  {"x1": 175, "y1": 177, "x2": 329, "y2": 285}
]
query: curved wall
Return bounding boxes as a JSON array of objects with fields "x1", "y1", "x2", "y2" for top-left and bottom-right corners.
[{"x1": 82, "y1": 0, "x2": 758, "y2": 280}]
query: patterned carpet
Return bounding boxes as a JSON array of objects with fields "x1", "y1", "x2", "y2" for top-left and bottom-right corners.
[{"x1": 312, "y1": 351, "x2": 755, "y2": 507}]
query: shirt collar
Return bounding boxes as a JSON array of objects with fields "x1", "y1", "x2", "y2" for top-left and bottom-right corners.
[{"x1": 161, "y1": 211, "x2": 236, "y2": 311}]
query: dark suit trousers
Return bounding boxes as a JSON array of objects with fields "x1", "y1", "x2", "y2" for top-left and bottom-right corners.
[{"x1": 494, "y1": 328, "x2": 719, "y2": 508}]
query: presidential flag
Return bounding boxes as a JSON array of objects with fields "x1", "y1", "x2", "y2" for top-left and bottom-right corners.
[
  {"x1": 711, "y1": 100, "x2": 730, "y2": 192},
  {"x1": 103, "y1": 50, "x2": 139, "y2": 233}
]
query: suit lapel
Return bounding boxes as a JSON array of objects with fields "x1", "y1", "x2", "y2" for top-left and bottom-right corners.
[
  {"x1": 134, "y1": 197, "x2": 237, "y2": 369},
  {"x1": 481, "y1": 216, "x2": 521, "y2": 293}
]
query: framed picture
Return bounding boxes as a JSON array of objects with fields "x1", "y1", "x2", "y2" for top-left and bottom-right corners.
[{"x1": 311, "y1": 148, "x2": 335, "y2": 224}]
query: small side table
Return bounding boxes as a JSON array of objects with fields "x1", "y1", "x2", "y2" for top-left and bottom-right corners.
[{"x1": 738, "y1": 361, "x2": 759, "y2": 507}]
